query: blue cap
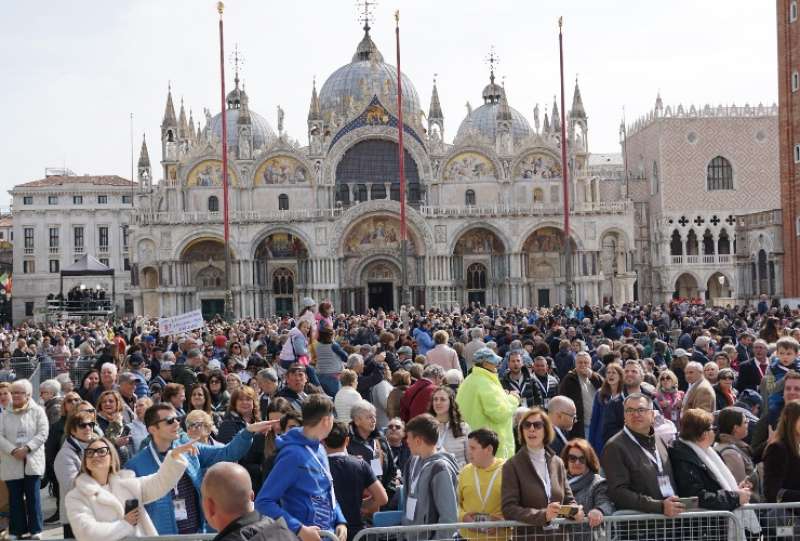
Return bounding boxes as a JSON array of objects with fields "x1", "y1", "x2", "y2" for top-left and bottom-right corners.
[{"x1": 474, "y1": 347, "x2": 502, "y2": 366}]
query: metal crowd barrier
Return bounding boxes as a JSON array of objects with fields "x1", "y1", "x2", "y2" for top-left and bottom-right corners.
[
  {"x1": 742, "y1": 502, "x2": 800, "y2": 539},
  {"x1": 352, "y1": 510, "x2": 742, "y2": 541},
  {"x1": 45, "y1": 530, "x2": 339, "y2": 541}
]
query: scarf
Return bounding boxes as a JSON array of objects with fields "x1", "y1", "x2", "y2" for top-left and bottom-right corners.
[{"x1": 680, "y1": 439, "x2": 760, "y2": 538}]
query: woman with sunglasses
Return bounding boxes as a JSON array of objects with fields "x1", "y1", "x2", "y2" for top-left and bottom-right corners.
[
  {"x1": 502, "y1": 407, "x2": 583, "y2": 537},
  {"x1": 184, "y1": 410, "x2": 222, "y2": 448},
  {"x1": 668, "y1": 408, "x2": 759, "y2": 536},
  {"x1": 560, "y1": 438, "x2": 614, "y2": 540},
  {"x1": 96, "y1": 390, "x2": 132, "y2": 464},
  {"x1": 65, "y1": 437, "x2": 197, "y2": 540},
  {"x1": 43, "y1": 391, "x2": 83, "y2": 525},
  {"x1": 654, "y1": 369, "x2": 684, "y2": 426},
  {"x1": 714, "y1": 368, "x2": 738, "y2": 410},
  {"x1": 53, "y1": 411, "x2": 97, "y2": 539},
  {"x1": 206, "y1": 370, "x2": 230, "y2": 414}
]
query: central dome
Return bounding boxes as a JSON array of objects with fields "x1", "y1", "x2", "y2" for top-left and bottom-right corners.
[
  {"x1": 319, "y1": 28, "x2": 420, "y2": 124},
  {"x1": 457, "y1": 103, "x2": 532, "y2": 141},
  {"x1": 210, "y1": 84, "x2": 276, "y2": 148}
]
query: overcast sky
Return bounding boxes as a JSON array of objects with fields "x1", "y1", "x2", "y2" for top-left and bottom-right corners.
[{"x1": 0, "y1": 1, "x2": 777, "y2": 207}]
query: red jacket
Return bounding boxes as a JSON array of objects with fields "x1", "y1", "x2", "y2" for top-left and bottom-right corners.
[{"x1": 400, "y1": 378, "x2": 435, "y2": 422}]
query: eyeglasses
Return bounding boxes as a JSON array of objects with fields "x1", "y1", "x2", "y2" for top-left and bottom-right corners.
[
  {"x1": 209, "y1": 379, "x2": 222, "y2": 385},
  {"x1": 80, "y1": 408, "x2": 96, "y2": 415},
  {"x1": 154, "y1": 415, "x2": 179, "y2": 427},
  {"x1": 624, "y1": 407, "x2": 650, "y2": 416},
  {"x1": 522, "y1": 420, "x2": 545, "y2": 431},
  {"x1": 561, "y1": 412, "x2": 578, "y2": 422},
  {"x1": 720, "y1": 376, "x2": 734, "y2": 381},
  {"x1": 387, "y1": 424, "x2": 403, "y2": 430},
  {"x1": 77, "y1": 421, "x2": 96, "y2": 430},
  {"x1": 659, "y1": 376, "x2": 672, "y2": 381},
  {"x1": 567, "y1": 454, "x2": 587, "y2": 464},
  {"x1": 66, "y1": 397, "x2": 82, "y2": 403},
  {"x1": 187, "y1": 422, "x2": 207, "y2": 430},
  {"x1": 85, "y1": 446, "x2": 111, "y2": 458}
]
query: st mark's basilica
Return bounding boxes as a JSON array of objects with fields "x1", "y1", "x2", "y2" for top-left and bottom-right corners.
[{"x1": 129, "y1": 18, "x2": 636, "y2": 319}]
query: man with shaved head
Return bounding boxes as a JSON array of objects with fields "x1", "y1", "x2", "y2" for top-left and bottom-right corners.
[{"x1": 202, "y1": 462, "x2": 294, "y2": 541}]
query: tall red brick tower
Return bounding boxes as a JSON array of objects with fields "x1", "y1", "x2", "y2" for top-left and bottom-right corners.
[{"x1": 779, "y1": 0, "x2": 800, "y2": 298}]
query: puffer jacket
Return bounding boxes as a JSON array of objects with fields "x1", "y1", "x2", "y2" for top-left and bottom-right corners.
[
  {"x1": 212, "y1": 511, "x2": 295, "y2": 541},
  {"x1": 0, "y1": 399, "x2": 49, "y2": 479},
  {"x1": 66, "y1": 451, "x2": 188, "y2": 541}
]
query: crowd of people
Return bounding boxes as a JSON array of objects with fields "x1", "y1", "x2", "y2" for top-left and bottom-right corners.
[{"x1": 0, "y1": 295, "x2": 798, "y2": 540}]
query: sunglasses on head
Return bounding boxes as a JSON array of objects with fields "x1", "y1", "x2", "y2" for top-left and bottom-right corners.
[
  {"x1": 77, "y1": 421, "x2": 96, "y2": 430},
  {"x1": 85, "y1": 446, "x2": 110, "y2": 458},
  {"x1": 522, "y1": 420, "x2": 544, "y2": 431}
]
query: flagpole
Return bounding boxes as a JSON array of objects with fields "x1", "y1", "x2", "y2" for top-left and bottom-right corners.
[
  {"x1": 218, "y1": 1, "x2": 234, "y2": 320},
  {"x1": 559, "y1": 17, "x2": 574, "y2": 307},
  {"x1": 395, "y1": 10, "x2": 410, "y2": 308}
]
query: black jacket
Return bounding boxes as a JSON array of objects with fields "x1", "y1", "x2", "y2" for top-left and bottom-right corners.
[
  {"x1": 500, "y1": 367, "x2": 541, "y2": 407},
  {"x1": 211, "y1": 511, "x2": 295, "y2": 541},
  {"x1": 558, "y1": 370, "x2": 603, "y2": 439},
  {"x1": 347, "y1": 424, "x2": 397, "y2": 496},
  {"x1": 667, "y1": 439, "x2": 740, "y2": 511},
  {"x1": 735, "y1": 360, "x2": 763, "y2": 393}
]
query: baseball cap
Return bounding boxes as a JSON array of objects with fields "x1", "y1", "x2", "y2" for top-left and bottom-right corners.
[
  {"x1": 474, "y1": 347, "x2": 502, "y2": 366},
  {"x1": 397, "y1": 346, "x2": 413, "y2": 356},
  {"x1": 673, "y1": 348, "x2": 689, "y2": 358}
]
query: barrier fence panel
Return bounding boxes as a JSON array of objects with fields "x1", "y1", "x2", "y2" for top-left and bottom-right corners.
[
  {"x1": 742, "y1": 502, "x2": 800, "y2": 539},
  {"x1": 352, "y1": 511, "x2": 741, "y2": 541}
]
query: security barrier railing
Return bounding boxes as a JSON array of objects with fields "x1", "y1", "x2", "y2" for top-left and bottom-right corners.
[{"x1": 352, "y1": 510, "x2": 743, "y2": 541}]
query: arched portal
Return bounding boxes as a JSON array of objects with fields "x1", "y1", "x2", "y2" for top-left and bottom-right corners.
[
  {"x1": 521, "y1": 227, "x2": 574, "y2": 307},
  {"x1": 707, "y1": 272, "x2": 733, "y2": 305},
  {"x1": 674, "y1": 272, "x2": 700, "y2": 300},
  {"x1": 253, "y1": 232, "x2": 309, "y2": 317},
  {"x1": 361, "y1": 259, "x2": 400, "y2": 312},
  {"x1": 180, "y1": 238, "x2": 235, "y2": 319},
  {"x1": 452, "y1": 227, "x2": 505, "y2": 306}
]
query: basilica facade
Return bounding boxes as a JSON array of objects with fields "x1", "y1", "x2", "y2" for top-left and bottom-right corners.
[{"x1": 129, "y1": 24, "x2": 636, "y2": 319}]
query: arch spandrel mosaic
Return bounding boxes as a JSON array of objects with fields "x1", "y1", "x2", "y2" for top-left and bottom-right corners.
[
  {"x1": 255, "y1": 156, "x2": 309, "y2": 185},
  {"x1": 186, "y1": 160, "x2": 239, "y2": 187},
  {"x1": 442, "y1": 152, "x2": 497, "y2": 181},
  {"x1": 343, "y1": 217, "x2": 417, "y2": 256},
  {"x1": 514, "y1": 152, "x2": 562, "y2": 179}
]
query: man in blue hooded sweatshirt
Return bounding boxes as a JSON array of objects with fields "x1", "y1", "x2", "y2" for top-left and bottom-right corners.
[{"x1": 256, "y1": 393, "x2": 348, "y2": 541}]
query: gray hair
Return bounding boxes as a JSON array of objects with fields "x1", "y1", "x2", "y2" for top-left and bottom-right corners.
[
  {"x1": 470, "y1": 328, "x2": 484, "y2": 340},
  {"x1": 55, "y1": 373, "x2": 72, "y2": 386},
  {"x1": 40, "y1": 379, "x2": 61, "y2": 396},
  {"x1": 100, "y1": 362, "x2": 118, "y2": 375},
  {"x1": 624, "y1": 392, "x2": 653, "y2": 408},
  {"x1": 350, "y1": 399, "x2": 376, "y2": 421},
  {"x1": 685, "y1": 361, "x2": 703, "y2": 372},
  {"x1": 118, "y1": 372, "x2": 137, "y2": 385},
  {"x1": 162, "y1": 351, "x2": 176, "y2": 362},
  {"x1": 575, "y1": 351, "x2": 592, "y2": 363},
  {"x1": 11, "y1": 379, "x2": 32, "y2": 397},
  {"x1": 422, "y1": 364, "x2": 446, "y2": 380},
  {"x1": 346, "y1": 354, "x2": 364, "y2": 370}
]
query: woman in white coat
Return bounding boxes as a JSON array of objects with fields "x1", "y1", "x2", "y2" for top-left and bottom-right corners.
[
  {"x1": 65, "y1": 436, "x2": 196, "y2": 541},
  {"x1": 0, "y1": 379, "x2": 49, "y2": 539}
]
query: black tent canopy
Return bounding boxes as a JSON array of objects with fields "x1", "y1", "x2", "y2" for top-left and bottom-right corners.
[{"x1": 58, "y1": 255, "x2": 115, "y2": 312}]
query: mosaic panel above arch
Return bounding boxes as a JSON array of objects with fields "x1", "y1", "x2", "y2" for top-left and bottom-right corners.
[
  {"x1": 255, "y1": 232, "x2": 309, "y2": 259},
  {"x1": 255, "y1": 155, "x2": 309, "y2": 185},
  {"x1": 514, "y1": 152, "x2": 562, "y2": 179},
  {"x1": 453, "y1": 228, "x2": 504, "y2": 255},
  {"x1": 442, "y1": 152, "x2": 497, "y2": 182},
  {"x1": 186, "y1": 160, "x2": 239, "y2": 187},
  {"x1": 522, "y1": 227, "x2": 565, "y2": 253},
  {"x1": 343, "y1": 216, "x2": 418, "y2": 256}
]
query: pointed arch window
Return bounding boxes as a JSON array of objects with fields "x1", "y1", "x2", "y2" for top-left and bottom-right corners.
[
  {"x1": 278, "y1": 194, "x2": 289, "y2": 210},
  {"x1": 272, "y1": 267, "x2": 294, "y2": 295},
  {"x1": 707, "y1": 156, "x2": 733, "y2": 190}
]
